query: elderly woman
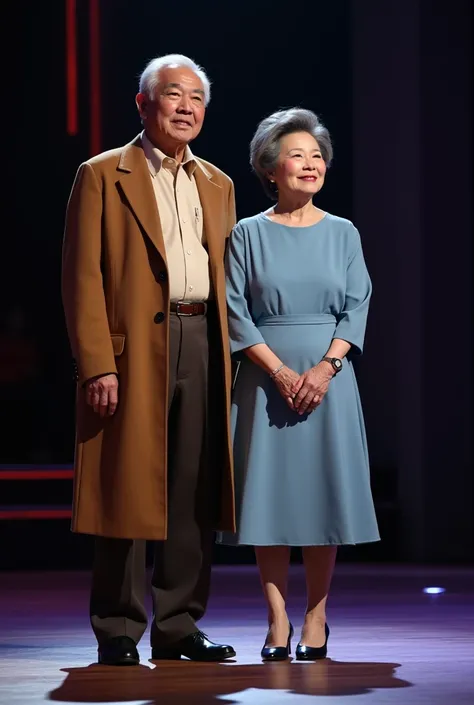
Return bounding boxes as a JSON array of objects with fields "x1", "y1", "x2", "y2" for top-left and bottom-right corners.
[{"x1": 220, "y1": 108, "x2": 380, "y2": 661}]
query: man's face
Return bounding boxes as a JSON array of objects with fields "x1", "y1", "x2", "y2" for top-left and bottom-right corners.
[{"x1": 136, "y1": 66, "x2": 206, "y2": 153}]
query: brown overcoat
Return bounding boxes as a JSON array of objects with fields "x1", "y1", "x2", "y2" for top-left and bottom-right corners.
[{"x1": 62, "y1": 135, "x2": 236, "y2": 539}]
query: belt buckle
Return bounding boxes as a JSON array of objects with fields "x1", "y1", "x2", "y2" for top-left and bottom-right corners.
[{"x1": 176, "y1": 300, "x2": 194, "y2": 317}]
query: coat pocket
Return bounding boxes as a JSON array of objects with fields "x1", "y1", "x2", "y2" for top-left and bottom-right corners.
[{"x1": 110, "y1": 334, "x2": 126, "y2": 356}]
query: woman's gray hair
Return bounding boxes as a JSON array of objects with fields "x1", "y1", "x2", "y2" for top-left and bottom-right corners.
[
  {"x1": 250, "y1": 108, "x2": 333, "y2": 200},
  {"x1": 139, "y1": 54, "x2": 211, "y2": 106}
]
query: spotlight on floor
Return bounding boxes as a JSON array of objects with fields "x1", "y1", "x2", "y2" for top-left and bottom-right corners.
[{"x1": 423, "y1": 586, "x2": 446, "y2": 595}]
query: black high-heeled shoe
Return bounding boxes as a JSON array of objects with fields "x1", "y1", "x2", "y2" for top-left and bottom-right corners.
[
  {"x1": 295, "y1": 623, "x2": 330, "y2": 660},
  {"x1": 261, "y1": 622, "x2": 294, "y2": 661}
]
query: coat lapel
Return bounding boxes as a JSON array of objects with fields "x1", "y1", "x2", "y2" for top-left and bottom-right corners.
[
  {"x1": 194, "y1": 165, "x2": 223, "y2": 280},
  {"x1": 117, "y1": 137, "x2": 168, "y2": 265}
]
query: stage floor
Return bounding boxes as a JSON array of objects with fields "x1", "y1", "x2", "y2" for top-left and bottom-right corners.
[{"x1": 0, "y1": 564, "x2": 473, "y2": 704}]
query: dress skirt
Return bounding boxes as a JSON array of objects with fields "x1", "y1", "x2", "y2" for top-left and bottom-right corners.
[{"x1": 218, "y1": 313, "x2": 380, "y2": 546}]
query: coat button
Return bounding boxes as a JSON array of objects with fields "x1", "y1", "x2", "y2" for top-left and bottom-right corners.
[
  {"x1": 154, "y1": 312, "x2": 165, "y2": 324},
  {"x1": 158, "y1": 270, "x2": 167, "y2": 282}
]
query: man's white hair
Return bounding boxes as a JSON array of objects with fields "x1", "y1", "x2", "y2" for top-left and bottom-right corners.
[{"x1": 138, "y1": 54, "x2": 211, "y2": 106}]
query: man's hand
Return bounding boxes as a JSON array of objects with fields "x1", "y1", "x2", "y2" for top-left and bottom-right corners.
[{"x1": 86, "y1": 374, "x2": 119, "y2": 417}]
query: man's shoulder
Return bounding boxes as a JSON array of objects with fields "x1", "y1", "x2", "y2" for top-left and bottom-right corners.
[
  {"x1": 195, "y1": 157, "x2": 233, "y2": 187},
  {"x1": 81, "y1": 135, "x2": 143, "y2": 173},
  {"x1": 86, "y1": 146, "x2": 124, "y2": 168}
]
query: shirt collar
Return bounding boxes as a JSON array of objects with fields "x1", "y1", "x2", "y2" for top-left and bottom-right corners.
[{"x1": 141, "y1": 130, "x2": 207, "y2": 179}]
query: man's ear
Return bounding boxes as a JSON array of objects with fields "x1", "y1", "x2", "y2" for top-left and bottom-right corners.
[{"x1": 136, "y1": 93, "x2": 147, "y2": 117}]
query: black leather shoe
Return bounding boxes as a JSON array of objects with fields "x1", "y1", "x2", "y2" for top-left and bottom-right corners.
[
  {"x1": 295, "y1": 623, "x2": 330, "y2": 660},
  {"x1": 98, "y1": 635, "x2": 139, "y2": 666},
  {"x1": 261, "y1": 623, "x2": 294, "y2": 661},
  {"x1": 151, "y1": 631, "x2": 236, "y2": 662}
]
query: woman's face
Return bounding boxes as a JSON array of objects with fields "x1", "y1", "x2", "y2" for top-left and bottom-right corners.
[{"x1": 269, "y1": 131, "x2": 327, "y2": 200}]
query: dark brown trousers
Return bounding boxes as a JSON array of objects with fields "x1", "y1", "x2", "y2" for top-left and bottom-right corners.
[{"x1": 90, "y1": 311, "x2": 221, "y2": 647}]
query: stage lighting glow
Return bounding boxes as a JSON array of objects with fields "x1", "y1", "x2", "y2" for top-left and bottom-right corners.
[{"x1": 423, "y1": 587, "x2": 446, "y2": 594}]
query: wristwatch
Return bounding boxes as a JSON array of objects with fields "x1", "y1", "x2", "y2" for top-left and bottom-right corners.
[{"x1": 321, "y1": 356, "x2": 343, "y2": 374}]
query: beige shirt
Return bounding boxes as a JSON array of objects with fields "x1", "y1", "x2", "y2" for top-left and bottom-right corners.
[{"x1": 142, "y1": 131, "x2": 211, "y2": 302}]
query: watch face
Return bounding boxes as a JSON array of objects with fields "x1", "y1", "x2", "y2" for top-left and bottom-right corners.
[{"x1": 334, "y1": 359, "x2": 342, "y2": 369}]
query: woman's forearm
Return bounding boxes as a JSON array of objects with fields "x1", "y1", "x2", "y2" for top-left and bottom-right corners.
[
  {"x1": 244, "y1": 343, "x2": 283, "y2": 375},
  {"x1": 325, "y1": 338, "x2": 351, "y2": 360},
  {"x1": 243, "y1": 338, "x2": 351, "y2": 377}
]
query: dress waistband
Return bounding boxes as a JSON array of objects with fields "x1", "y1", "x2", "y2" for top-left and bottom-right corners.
[{"x1": 257, "y1": 314, "x2": 336, "y2": 327}]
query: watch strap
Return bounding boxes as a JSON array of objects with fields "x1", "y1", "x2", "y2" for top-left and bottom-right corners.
[{"x1": 321, "y1": 356, "x2": 342, "y2": 374}]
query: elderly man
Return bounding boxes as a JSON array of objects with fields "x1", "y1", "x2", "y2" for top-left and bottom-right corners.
[{"x1": 62, "y1": 54, "x2": 236, "y2": 665}]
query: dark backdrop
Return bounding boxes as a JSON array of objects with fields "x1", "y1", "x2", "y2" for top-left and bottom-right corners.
[{"x1": 1, "y1": 0, "x2": 472, "y2": 569}]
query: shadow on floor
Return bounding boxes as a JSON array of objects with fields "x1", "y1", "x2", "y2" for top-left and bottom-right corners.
[{"x1": 47, "y1": 659, "x2": 411, "y2": 703}]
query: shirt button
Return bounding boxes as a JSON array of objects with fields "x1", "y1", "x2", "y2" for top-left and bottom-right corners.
[
  {"x1": 189, "y1": 285, "x2": 194, "y2": 292},
  {"x1": 182, "y1": 218, "x2": 187, "y2": 223},
  {"x1": 154, "y1": 312, "x2": 165, "y2": 324},
  {"x1": 187, "y1": 250, "x2": 192, "y2": 255}
]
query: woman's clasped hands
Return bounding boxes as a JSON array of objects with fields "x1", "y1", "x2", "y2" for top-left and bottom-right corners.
[{"x1": 273, "y1": 362, "x2": 334, "y2": 415}]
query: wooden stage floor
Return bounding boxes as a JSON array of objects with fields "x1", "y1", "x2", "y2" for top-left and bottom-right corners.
[{"x1": 0, "y1": 564, "x2": 473, "y2": 704}]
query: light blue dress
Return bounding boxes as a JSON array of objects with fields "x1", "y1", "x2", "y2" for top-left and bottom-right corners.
[{"x1": 219, "y1": 212, "x2": 380, "y2": 546}]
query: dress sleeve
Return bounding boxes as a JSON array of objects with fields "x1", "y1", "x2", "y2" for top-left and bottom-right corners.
[
  {"x1": 225, "y1": 224, "x2": 266, "y2": 358},
  {"x1": 333, "y1": 226, "x2": 372, "y2": 355}
]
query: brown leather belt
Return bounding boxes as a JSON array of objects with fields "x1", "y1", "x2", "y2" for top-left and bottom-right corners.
[{"x1": 170, "y1": 301, "x2": 208, "y2": 316}]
